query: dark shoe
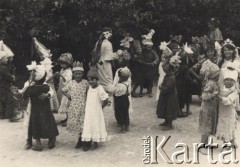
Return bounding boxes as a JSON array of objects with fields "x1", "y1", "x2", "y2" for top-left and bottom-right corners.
[
  {"x1": 159, "y1": 121, "x2": 168, "y2": 126},
  {"x1": 24, "y1": 143, "x2": 32, "y2": 150},
  {"x1": 178, "y1": 112, "x2": 188, "y2": 118},
  {"x1": 131, "y1": 92, "x2": 138, "y2": 98},
  {"x1": 83, "y1": 142, "x2": 91, "y2": 151},
  {"x1": 148, "y1": 93, "x2": 153, "y2": 98},
  {"x1": 125, "y1": 125, "x2": 129, "y2": 132},
  {"x1": 48, "y1": 137, "x2": 56, "y2": 149},
  {"x1": 75, "y1": 137, "x2": 83, "y2": 149},
  {"x1": 139, "y1": 93, "x2": 143, "y2": 97},
  {"x1": 117, "y1": 126, "x2": 125, "y2": 133},
  {"x1": 91, "y1": 142, "x2": 98, "y2": 150},
  {"x1": 161, "y1": 125, "x2": 173, "y2": 131},
  {"x1": 32, "y1": 145, "x2": 43, "y2": 151}
]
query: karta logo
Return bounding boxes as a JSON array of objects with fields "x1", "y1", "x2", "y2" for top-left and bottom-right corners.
[{"x1": 142, "y1": 136, "x2": 239, "y2": 164}]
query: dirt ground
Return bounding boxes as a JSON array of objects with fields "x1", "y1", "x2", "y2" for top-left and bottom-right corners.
[{"x1": 0, "y1": 86, "x2": 240, "y2": 167}]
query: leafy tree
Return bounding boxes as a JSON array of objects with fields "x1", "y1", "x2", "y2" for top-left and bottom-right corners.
[{"x1": 1, "y1": 0, "x2": 240, "y2": 74}]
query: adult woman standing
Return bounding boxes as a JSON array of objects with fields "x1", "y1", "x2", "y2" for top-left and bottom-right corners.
[{"x1": 91, "y1": 27, "x2": 120, "y2": 93}]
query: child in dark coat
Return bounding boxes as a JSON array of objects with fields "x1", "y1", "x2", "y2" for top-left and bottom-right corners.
[
  {"x1": 156, "y1": 59, "x2": 179, "y2": 130},
  {"x1": 23, "y1": 65, "x2": 59, "y2": 151}
]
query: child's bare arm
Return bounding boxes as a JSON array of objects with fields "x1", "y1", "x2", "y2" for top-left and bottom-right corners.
[
  {"x1": 62, "y1": 91, "x2": 71, "y2": 100},
  {"x1": 102, "y1": 98, "x2": 109, "y2": 109}
]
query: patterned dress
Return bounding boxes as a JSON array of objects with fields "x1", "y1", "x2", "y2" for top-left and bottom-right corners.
[
  {"x1": 82, "y1": 85, "x2": 108, "y2": 142},
  {"x1": 198, "y1": 80, "x2": 219, "y2": 135},
  {"x1": 62, "y1": 80, "x2": 89, "y2": 135}
]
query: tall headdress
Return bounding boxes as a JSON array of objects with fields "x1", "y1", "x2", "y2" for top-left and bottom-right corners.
[
  {"x1": 141, "y1": 29, "x2": 155, "y2": 45},
  {"x1": 120, "y1": 33, "x2": 134, "y2": 49},
  {"x1": 33, "y1": 37, "x2": 52, "y2": 59},
  {"x1": 169, "y1": 51, "x2": 181, "y2": 67},
  {"x1": 159, "y1": 41, "x2": 172, "y2": 57},
  {"x1": 0, "y1": 40, "x2": 14, "y2": 58}
]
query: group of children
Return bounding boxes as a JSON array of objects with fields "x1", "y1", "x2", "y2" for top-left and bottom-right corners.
[
  {"x1": 1, "y1": 24, "x2": 239, "y2": 154},
  {"x1": 156, "y1": 37, "x2": 239, "y2": 154}
]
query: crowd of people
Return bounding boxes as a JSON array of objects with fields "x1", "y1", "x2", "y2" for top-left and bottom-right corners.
[{"x1": 0, "y1": 18, "x2": 239, "y2": 155}]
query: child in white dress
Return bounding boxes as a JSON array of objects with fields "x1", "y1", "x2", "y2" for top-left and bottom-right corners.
[
  {"x1": 82, "y1": 68, "x2": 109, "y2": 151},
  {"x1": 217, "y1": 68, "x2": 239, "y2": 150}
]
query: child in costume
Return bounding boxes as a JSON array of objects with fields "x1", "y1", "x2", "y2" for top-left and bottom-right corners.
[
  {"x1": 82, "y1": 68, "x2": 109, "y2": 151},
  {"x1": 216, "y1": 67, "x2": 239, "y2": 150},
  {"x1": 20, "y1": 61, "x2": 54, "y2": 150},
  {"x1": 198, "y1": 61, "x2": 220, "y2": 155},
  {"x1": 156, "y1": 54, "x2": 180, "y2": 130},
  {"x1": 0, "y1": 50, "x2": 16, "y2": 120},
  {"x1": 156, "y1": 41, "x2": 173, "y2": 100},
  {"x1": 23, "y1": 65, "x2": 59, "y2": 151},
  {"x1": 56, "y1": 53, "x2": 73, "y2": 126},
  {"x1": 33, "y1": 37, "x2": 59, "y2": 113},
  {"x1": 62, "y1": 62, "x2": 89, "y2": 149}
]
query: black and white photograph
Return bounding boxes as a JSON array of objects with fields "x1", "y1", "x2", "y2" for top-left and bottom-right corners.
[{"x1": 1, "y1": 0, "x2": 240, "y2": 166}]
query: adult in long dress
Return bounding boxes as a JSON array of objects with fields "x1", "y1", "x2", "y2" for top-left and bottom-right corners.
[{"x1": 91, "y1": 27, "x2": 119, "y2": 93}]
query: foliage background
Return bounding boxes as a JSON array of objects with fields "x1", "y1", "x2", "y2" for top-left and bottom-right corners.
[{"x1": 1, "y1": 0, "x2": 240, "y2": 73}]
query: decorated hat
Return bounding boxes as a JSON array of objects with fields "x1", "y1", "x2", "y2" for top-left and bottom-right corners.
[
  {"x1": 169, "y1": 51, "x2": 181, "y2": 67},
  {"x1": 33, "y1": 37, "x2": 52, "y2": 59},
  {"x1": 0, "y1": 50, "x2": 8, "y2": 60},
  {"x1": 159, "y1": 41, "x2": 172, "y2": 57},
  {"x1": 26, "y1": 61, "x2": 37, "y2": 71},
  {"x1": 73, "y1": 61, "x2": 84, "y2": 72},
  {"x1": 200, "y1": 59, "x2": 220, "y2": 79},
  {"x1": 222, "y1": 38, "x2": 236, "y2": 48},
  {"x1": 57, "y1": 53, "x2": 73, "y2": 66},
  {"x1": 120, "y1": 35, "x2": 134, "y2": 49},
  {"x1": 141, "y1": 29, "x2": 155, "y2": 45},
  {"x1": 0, "y1": 40, "x2": 14, "y2": 58},
  {"x1": 223, "y1": 66, "x2": 238, "y2": 81},
  {"x1": 87, "y1": 67, "x2": 98, "y2": 79},
  {"x1": 40, "y1": 57, "x2": 53, "y2": 71},
  {"x1": 34, "y1": 65, "x2": 46, "y2": 81}
]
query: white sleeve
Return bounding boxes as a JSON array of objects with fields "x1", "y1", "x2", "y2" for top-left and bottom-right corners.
[
  {"x1": 221, "y1": 91, "x2": 238, "y2": 106},
  {"x1": 98, "y1": 86, "x2": 109, "y2": 101}
]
